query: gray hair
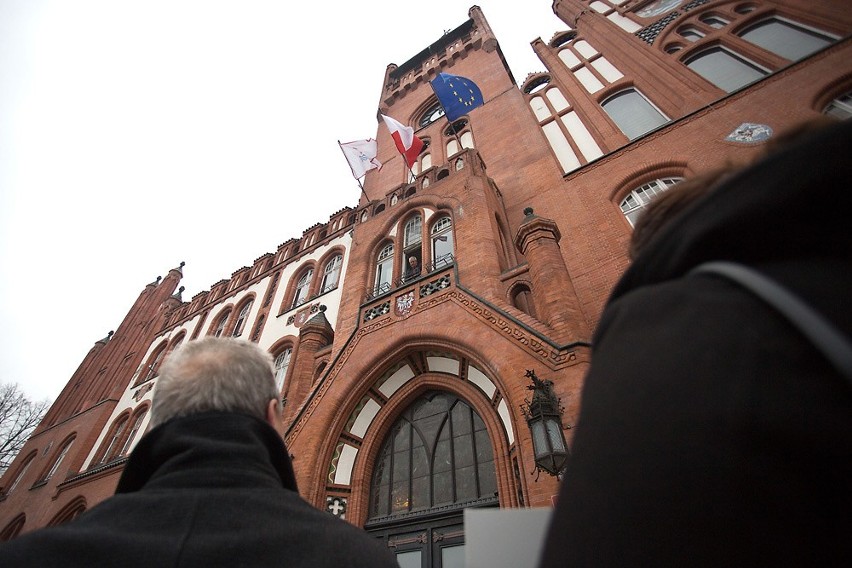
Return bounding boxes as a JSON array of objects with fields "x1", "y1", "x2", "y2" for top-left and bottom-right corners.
[{"x1": 149, "y1": 338, "x2": 280, "y2": 429}]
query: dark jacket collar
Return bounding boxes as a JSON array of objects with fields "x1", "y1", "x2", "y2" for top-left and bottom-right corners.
[
  {"x1": 611, "y1": 120, "x2": 852, "y2": 303},
  {"x1": 115, "y1": 411, "x2": 298, "y2": 494}
]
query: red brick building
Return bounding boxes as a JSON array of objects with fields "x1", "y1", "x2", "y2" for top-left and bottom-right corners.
[{"x1": 2, "y1": 1, "x2": 850, "y2": 563}]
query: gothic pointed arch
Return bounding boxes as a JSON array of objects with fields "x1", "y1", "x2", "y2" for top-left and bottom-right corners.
[
  {"x1": 134, "y1": 340, "x2": 168, "y2": 386},
  {"x1": 367, "y1": 391, "x2": 498, "y2": 522},
  {"x1": 47, "y1": 496, "x2": 87, "y2": 527},
  {"x1": 0, "y1": 513, "x2": 25, "y2": 541},
  {"x1": 315, "y1": 345, "x2": 522, "y2": 527},
  {"x1": 230, "y1": 294, "x2": 256, "y2": 338},
  {"x1": 280, "y1": 261, "x2": 318, "y2": 314}
]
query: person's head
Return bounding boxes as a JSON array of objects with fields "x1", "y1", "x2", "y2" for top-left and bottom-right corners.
[
  {"x1": 408, "y1": 256, "x2": 418, "y2": 267},
  {"x1": 149, "y1": 338, "x2": 282, "y2": 432},
  {"x1": 629, "y1": 168, "x2": 734, "y2": 260}
]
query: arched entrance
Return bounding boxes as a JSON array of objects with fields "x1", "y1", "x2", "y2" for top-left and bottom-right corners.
[{"x1": 366, "y1": 391, "x2": 498, "y2": 567}]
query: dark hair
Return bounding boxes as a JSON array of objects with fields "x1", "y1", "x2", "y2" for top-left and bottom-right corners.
[{"x1": 629, "y1": 168, "x2": 733, "y2": 260}]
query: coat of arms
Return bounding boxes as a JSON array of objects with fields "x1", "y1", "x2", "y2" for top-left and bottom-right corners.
[{"x1": 395, "y1": 291, "x2": 415, "y2": 317}]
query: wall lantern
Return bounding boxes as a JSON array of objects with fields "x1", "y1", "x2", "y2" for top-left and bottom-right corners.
[{"x1": 521, "y1": 369, "x2": 569, "y2": 478}]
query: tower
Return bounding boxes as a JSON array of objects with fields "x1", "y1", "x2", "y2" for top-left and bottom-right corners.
[{"x1": 2, "y1": 3, "x2": 850, "y2": 563}]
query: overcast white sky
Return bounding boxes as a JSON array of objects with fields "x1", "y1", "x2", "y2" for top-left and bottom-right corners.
[{"x1": 0, "y1": 1, "x2": 567, "y2": 401}]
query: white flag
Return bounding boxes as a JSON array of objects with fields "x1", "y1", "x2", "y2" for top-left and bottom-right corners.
[{"x1": 339, "y1": 139, "x2": 382, "y2": 179}]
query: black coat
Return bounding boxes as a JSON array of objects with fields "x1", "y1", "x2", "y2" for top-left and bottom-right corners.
[
  {"x1": 0, "y1": 412, "x2": 397, "y2": 567},
  {"x1": 540, "y1": 121, "x2": 852, "y2": 567}
]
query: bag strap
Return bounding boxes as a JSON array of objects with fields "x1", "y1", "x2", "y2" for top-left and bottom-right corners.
[{"x1": 691, "y1": 261, "x2": 852, "y2": 386}]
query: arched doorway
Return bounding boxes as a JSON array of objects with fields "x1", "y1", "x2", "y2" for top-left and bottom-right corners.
[{"x1": 366, "y1": 391, "x2": 498, "y2": 567}]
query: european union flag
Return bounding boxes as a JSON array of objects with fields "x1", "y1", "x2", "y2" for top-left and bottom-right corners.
[{"x1": 430, "y1": 72, "x2": 484, "y2": 123}]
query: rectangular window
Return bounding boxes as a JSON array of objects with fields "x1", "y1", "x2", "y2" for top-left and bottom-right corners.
[
  {"x1": 686, "y1": 47, "x2": 768, "y2": 93},
  {"x1": 591, "y1": 56, "x2": 624, "y2": 83},
  {"x1": 561, "y1": 112, "x2": 603, "y2": 161},
  {"x1": 602, "y1": 89, "x2": 668, "y2": 140},
  {"x1": 740, "y1": 18, "x2": 834, "y2": 61},
  {"x1": 574, "y1": 66, "x2": 604, "y2": 94}
]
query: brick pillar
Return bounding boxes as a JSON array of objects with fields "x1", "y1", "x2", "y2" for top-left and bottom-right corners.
[
  {"x1": 282, "y1": 306, "x2": 334, "y2": 426},
  {"x1": 514, "y1": 207, "x2": 589, "y2": 341}
]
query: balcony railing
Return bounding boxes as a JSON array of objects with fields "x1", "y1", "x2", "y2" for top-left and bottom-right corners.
[{"x1": 364, "y1": 254, "x2": 454, "y2": 303}]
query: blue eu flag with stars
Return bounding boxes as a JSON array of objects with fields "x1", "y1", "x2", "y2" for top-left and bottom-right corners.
[{"x1": 430, "y1": 72, "x2": 484, "y2": 122}]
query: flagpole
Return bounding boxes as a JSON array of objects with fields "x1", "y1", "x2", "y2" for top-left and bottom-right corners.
[{"x1": 337, "y1": 140, "x2": 371, "y2": 205}]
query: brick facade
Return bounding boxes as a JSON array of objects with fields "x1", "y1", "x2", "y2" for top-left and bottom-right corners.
[{"x1": 2, "y1": 1, "x2": 850, "y2": 554}]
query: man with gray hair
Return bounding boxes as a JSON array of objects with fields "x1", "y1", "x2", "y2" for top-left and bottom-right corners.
[{"x1": 0, "y1": 338, "x2": 397, "y2": 567}]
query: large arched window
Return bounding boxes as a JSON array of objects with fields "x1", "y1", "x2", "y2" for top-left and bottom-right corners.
[
  {"x1": 273, "y1": 348, "x2": 292, "y2": 393},
  {"x1": 232, "y1": 299, "x2": 253, "y2": 337},
  {"x1": 98, "y1": 414, "x2": 129, "y2": 464},
  {"x1": 141, "y1": 342, "x2": 168, "y2": 383},
  {"x1": 375, "y1": 244, "x2": 394, "y2": 295},
  {"x1": 602, "y1": 89, "x2": 668, "y2": 140},
  {"x1": 212, "y1": 310, "x2": 230, "y2": 338},
  {"x1": 292, "y1": 269, "x2": 313, "y2": 308},
  {"x1": 620, "y1": 177, "x2": 684, "y2": 226},
  {"x1": 369, "y1": 392, "x2": 497, "y2": 519},
  {"x1": 119, "y1": 407, "x2": 149, "y2": 457},
  {"x1": 431, "y1": 216, "x2": 454, "y2": 269},
  {"x1": 320, "y1": 254, "x2": 343, "y2": 294}
]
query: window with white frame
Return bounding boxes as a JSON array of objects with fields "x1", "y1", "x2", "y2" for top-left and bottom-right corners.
[
  {"x1": 824, "y1": 91, "x2": 852, "y2": 120},
  {"x1": 99, "y1": 416, "x2": 128, "y2": 463},
  {"x1": 375, "y1": 243, "x2": 394, "y2": 294},
  {"x1": 292, "y1": 269, "x2": 313, "y2": 308},
  {"x1": 685, "y1": 46, "x2": 768, "y2": 93},
  {"x1": 274, "y1": 348, "x2": 292, "y2": 392},
  {"x1": 119, "y1": 410, "x2": 147, "y2": 457},
  {"x1": 213, "y1": 311, "x2": 230, "y2": 337},
  {"x1": 739, "y1": 17, "x2": 835, "y2": 61},
  {"x1": 602, "y1": 89, "x2": 668, "y2": 140},
  {"x1": 620, "y1": 177, "x2": 684, "y2": 226},
  {"x1": 431, "y1": 216, "x2": 454, "y2": 268},
  {"x1": 411, "y1": 140, "x2": 431, "y2": 176},
  {"x1": 445, "y1": 120, "x2": 474, "y2": 157},
  {"x1": 321, "y1": 254, "x2": 343, "y2": 293},
  {"x1": 528, "y1": 83, "x2": 603, "y2": 173},
  {"x1": 232, "y1": 300, "x2": 253, "y2": 337},
  {"x1": 143, "y1": 343, "x2": 167, "y2": 381},
  {"x1": 5, "y1": 453, "x2": 35, "y2": 495},
  {"x1": 403, "y1": 215, "x2": 423, "y2": 280},
  {"x1": 43, "y1": 438, "x2": 74, "y2": 482},
  {"x1": 403, "y1": 216, "x2": 422, "y2": 248}
]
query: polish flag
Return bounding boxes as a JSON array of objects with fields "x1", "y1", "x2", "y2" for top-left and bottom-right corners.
[{"x1": 381, "y1": 114, "x2": 424, "y2": 168}]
